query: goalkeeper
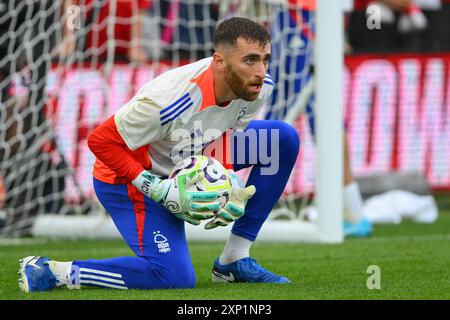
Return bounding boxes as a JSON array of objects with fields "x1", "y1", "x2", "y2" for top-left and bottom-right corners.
[{"x1": 19, "y1": 17, "x2": 300, "y2": 292}]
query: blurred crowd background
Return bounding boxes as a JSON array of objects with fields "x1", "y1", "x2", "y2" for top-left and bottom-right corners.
[
  {"x1": 1, "y1": 0, "x2": 449, "y2": 234},
  {"x1": 347, "y1": 0, "x2": 450, "y2": 53},
  {"x1": 51, "y1": 0, "x2": 450, "y2": 65}
]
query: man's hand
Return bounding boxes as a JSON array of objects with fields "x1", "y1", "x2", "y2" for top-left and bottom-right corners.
[
  {"x1": 204, "y1": 170, "x2": 256, "y2": 230},
  {"x1": 132, "y1": 169, "x2": 221, "y2": 225}
]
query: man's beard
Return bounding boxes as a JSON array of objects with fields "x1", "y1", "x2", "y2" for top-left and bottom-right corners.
[{"x1": 224, "y1": 67, "x2": 261, "y2": 101}]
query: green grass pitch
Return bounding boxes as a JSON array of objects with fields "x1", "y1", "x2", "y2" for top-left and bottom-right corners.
[{"x1": 1, "y1": 201, "x2": 449, "y2": 300}]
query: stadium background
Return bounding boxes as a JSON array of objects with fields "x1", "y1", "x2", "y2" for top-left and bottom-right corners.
[
  {"x1": 1, "y1": 0, "x2": 450, "y2": 300},
  {"x1": 10, "y1": 52, "x2": 450, "y2": 200},
  {"x1": 2, "y1": 1, "x2": 450, "y2": 223}
]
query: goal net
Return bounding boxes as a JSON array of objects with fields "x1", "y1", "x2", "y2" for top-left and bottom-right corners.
[{"x1": 0, "y1": 0, "x2": 343, "y2": 242}]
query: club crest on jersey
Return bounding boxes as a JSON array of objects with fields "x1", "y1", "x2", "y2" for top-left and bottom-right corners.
[
  {"x1": 153, "y1": 231, "x2": 171, "y2": 253},
  {"x1": 238, "y1": 106, "x2": 247, "y2": 118}
]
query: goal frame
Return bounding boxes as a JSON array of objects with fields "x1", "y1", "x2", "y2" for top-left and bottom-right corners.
[{"x1": 32, "y1": 0, "x2": 344, "y2": 243}]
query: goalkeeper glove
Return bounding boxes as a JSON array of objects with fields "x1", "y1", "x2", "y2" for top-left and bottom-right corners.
[
  {"x1": 204, "y1": 170, "x2": 256, "y2": 230},
  {"x1": 132, "y1": 169, "x2": 221, "y2": 225}
]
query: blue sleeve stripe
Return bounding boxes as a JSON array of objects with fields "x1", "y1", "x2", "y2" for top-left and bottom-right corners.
[
  {"x1": 160, "y1": 97, "x2": 192, "y2": 121},
  {"x1": 161, "y1": 101, "x2": 194, "y2": 126},
  {"x1": 265, "y1": 73, "x2": 272, "y2": 79},
  {"x1": 264, "y1": 80, "x2": 274, "y2": 86},
  {"x1": 160, "y1": 93, "x2": 190, "y2": 115}
]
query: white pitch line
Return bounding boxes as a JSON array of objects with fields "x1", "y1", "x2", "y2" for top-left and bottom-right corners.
[
  {"x1": 0, "y1": 238, "x2": 52, "y2": 246},
  {"x1": 359, "y1": 233, "x2": 450, "y2": 243}
]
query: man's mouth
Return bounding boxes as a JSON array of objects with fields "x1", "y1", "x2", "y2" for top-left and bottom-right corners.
[{"x1": 248, "y1": 83, "x2": 262, "y2": 93}]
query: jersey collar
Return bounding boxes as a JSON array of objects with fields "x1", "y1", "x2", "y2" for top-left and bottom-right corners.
[{"x1": 191, "y1": 62, "x2": 230, "y2": 111}]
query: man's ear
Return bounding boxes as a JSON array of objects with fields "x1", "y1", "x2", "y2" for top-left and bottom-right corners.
[{"x1": 213, "y1": 52, "x2": 226, "y2": 72}]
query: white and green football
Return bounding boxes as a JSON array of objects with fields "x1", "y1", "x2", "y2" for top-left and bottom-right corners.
[{"x1": 169, "y1": 155, "x2": 232, "y2": 210}]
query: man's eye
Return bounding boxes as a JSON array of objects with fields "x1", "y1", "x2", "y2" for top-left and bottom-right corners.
[{"x1": 245, "y1": 58, "x2": 255, "y2": 64}]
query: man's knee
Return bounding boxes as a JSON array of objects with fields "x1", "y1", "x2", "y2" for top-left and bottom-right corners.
[
  {"x1": 149, "y1": 260, "x2": 196, "y2": 289},
  {"x1": 167, "y1": 266, "x2": 196, "y2": 289},
  {"x1": 253, "y1": 120, "x2": 300, "y2": 157},
  {"x1": 173, "y1": 264, "x2": 196, "y2": 289},
  {"x1": 276, "y1": 121, "x2": 300, "y2": 160}
]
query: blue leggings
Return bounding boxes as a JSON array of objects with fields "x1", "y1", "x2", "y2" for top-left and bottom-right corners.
[{"x1": 72, "y1": 120, "x2": 300, "y2": 290}]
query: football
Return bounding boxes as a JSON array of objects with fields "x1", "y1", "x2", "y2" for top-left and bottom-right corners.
[{"x1": 169, "y1": 155, "x2": 232, "y2": 210}]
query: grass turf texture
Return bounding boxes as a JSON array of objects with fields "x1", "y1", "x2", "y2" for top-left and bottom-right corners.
[{"x1": 1, "y1": 208, "x2": 449, "y2": 300}]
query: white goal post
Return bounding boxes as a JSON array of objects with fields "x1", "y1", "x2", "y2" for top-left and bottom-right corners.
[{"x1": 314, "y1": 0, "x2": 343, "y2": 242}]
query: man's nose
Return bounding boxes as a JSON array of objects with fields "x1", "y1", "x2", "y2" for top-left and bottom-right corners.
[{"x1": 255, "y1": 62, "x2": 266, "y2": 80}]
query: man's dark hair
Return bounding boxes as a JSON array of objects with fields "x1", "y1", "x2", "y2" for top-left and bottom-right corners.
[{"x1": 213, "y1": 17, "x2": 270, "y2": 49}]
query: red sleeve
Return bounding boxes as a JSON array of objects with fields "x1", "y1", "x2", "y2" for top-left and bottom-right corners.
[{"x1": 88, "y1": 115, "x2": 150, "y2": 182}]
